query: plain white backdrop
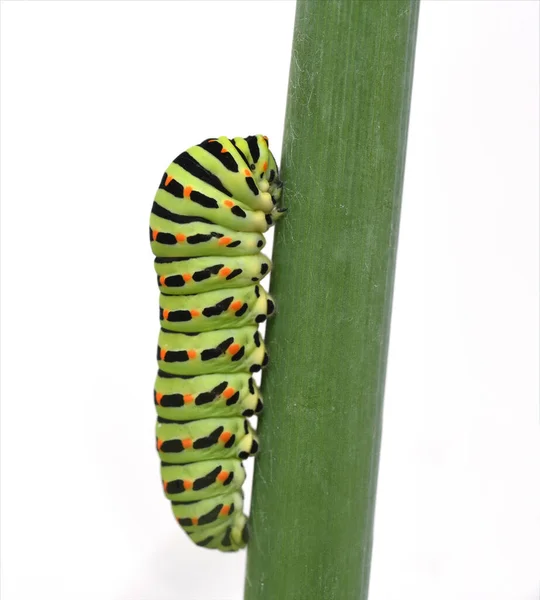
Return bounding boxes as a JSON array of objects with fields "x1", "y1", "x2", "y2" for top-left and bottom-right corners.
[{"x1": 1, "y1": 2, "x2": 538, "y2": 599}]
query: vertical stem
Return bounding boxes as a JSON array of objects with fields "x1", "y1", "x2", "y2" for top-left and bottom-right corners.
[{"x1": 245, "y1": 1, "x2": 419, "y2": 599}]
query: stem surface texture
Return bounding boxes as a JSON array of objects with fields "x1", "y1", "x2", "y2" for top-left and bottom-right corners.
[{"x1": 245, "y1": 2, "x2": 419, "y2": 599}]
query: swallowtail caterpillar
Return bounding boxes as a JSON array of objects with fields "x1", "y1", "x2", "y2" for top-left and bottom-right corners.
[{"x1": 150, "y1": 135, "x2": 284, "y2": 551}]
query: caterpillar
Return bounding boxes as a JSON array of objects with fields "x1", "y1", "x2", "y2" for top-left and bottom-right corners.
[{"x1": 150, "y1": 135, "x2": 284, "y2": 551}]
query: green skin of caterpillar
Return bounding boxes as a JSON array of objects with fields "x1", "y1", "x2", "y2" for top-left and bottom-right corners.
[
  {"x1": 155, "y1": 253, "x2": 272, "y2": 295},
  {"x1": 150, "y1": 135, "x2": 283, "y2": 551},
  {"x1": 157, "y1": 326, "x2": 266, "y2": 376},
  {"x1": 159, "y1": 284, "x2": 273, "y2": 333},
  {"x1": 154, "y1": 372, "x2": 263, "y2": 421}
]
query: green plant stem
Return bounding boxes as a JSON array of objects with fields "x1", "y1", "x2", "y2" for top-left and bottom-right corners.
[{"x1": 244, "y1": 1, "x2": 419, "y2": 599}]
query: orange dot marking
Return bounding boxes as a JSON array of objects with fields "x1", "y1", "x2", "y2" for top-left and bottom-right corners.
[
  {"x1": 187, "y1": 349, "x2": 197, "y2": 360},
  {"x1": 175, "y1": 233, "x2": 186, "y2": 243},
  {"x1": 230, "y1": 301, "x2": 242, "y2": 311},
  {"x1": 219, "y1": 432, "x2": 232, "y2": 444},
  {"x1": 165, "y1": 175, "x2": 173, "y2": 186},
  {"x1": 183, "y1": 273, "x2": 192, "y2": 282},
  {"x1": 152, "y1": 230, "x2": 159, "y2": 241},
  {"x1": 219, "y1": 267, "x2": 232, "y2": 277},
  {"x1": 228, "y1": 343, "x2": 241, "y2": 356},
  {"x1": 155, "y1": 392, "x2": 163, "y2": 404},
  {"x1": 159, "y1": 275, "x2": 166, "y2": 286},
  {"x1": 244, "y1": 169, "x2": 251, "y2": 177},
  {"x1": 182, "y1": 438, "x2": 193, "y2": 449},
  {"x1": 224, "y1": 199, "x2": 234, "y2": 208},
  {"x1": 192, "y1": 517, "x2": 199, "y2": 526},
  {"x1": 262, "y1": 161, "x2": 268, "y2": 172},
  {"x1": 163, "y1": 480, "x2": 168, "y2": 491},
  {"x1": 220, "y1": 505, "x2": 230, "y2": 517},
  {"x1": 190, "y1": 310, "x2": 200, "y2": 318},
  {"x1": 218, "y1": 236, "x2": 233, "y2": 246},
  {"x1": 162, "y1": 309, "x2": 170, "y2": 320},
  {"x1": 183, "y1": 480, "x2": 193, "y2": 490},
  {"x1": 263, "y1": 136, "x2": 269, "y2": 142},
  {"x1": 223, "y1": 387, "x2": 235, "y2": 399},
  {"x1": 183, "y1": 186, "x2": 193, "y2": 199},
  {"x1": 220, "y1": 148, "x2": 228, "y2": 153},
  {"x1": 157, "y1": 439, "x2": 164, "y2": 450},
  {"x1": 160, "y1": 348, "x2": 167, "y2": 360},
  {"x1": 217, "y1": 471, "x2": 229, "y2": 483},
  {"x1": 184, "y1": 394, "x2": 194, "y2": 404}
]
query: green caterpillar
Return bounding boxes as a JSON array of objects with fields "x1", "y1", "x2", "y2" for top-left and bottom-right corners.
[{"x1": 150, "y1": 135, "x2": 284, "y2": 551}]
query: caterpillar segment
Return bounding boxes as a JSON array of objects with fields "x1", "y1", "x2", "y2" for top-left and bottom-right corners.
[
  {"x1": 157, "y1": 326, "x2": 268, "y2": 376},
  {"x1": 150, "y1": 134, "x2": 283, "y2": 551},
  {"x1": 161, "y1": 458, "x2": 246, "y2": 502},
  {"x1": 154, "y1": 372, "x2": 264, "y2": 421},
  {"x1": 159, "y1": 284, "x2": 275, "y2": 334},
  {"x1": 156, "y1": 417, "x2": 259, "y2": 464},
  {"x1": 149, "y1": 219, "x2": 267, "y2": 258},
  {"x1": 155, "y1": 253, "x2": 272, "y2": 295}
]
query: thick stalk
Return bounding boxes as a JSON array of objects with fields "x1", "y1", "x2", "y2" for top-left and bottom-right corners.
[{"x1": 245, "y1": 1, "x2": 419, "y2": 599}]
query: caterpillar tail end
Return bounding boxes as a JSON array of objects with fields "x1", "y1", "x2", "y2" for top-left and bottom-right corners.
[
  {"x1": 230, "y1": 512, "x2": 250, "y2": 550},
  {"x1": 216, "y1": 512, "x2": 250, "y2": 552},
  {"x1": 189, "y1": 512, "x2": 250, "y2": 552}
]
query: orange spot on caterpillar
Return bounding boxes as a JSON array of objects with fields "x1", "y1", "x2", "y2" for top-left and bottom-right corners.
[
  {"x1": 219, "y1": 267, "x2": 232, "y2": 277},
  {"x1": 227, "y1": 343, "x2": 241, "y2": 356},
  {"x1": 183, "y1": 274, "x2": 192, "y2": 282},
  {"x1": 263, "y1": 136, "x2": 269, "y2": 142},
  {"x1": 162, "y1": 309, "x2": 170, "y2": 320},
  {"x1": 187, "y1": 349, "x2": 197, "y2": 360},
  {"x1": 224, "y1": 200, "x2": 234, "y2": 208},
  {"x1": 182, "y1": 438, "x2": 193, "y2": 449},
  {"x1": 190, "y1": 309, "x2": 200, "y2": 317},
  {"x1": 218, "y1": 236, "x2": 233, "y2": 246},
  {"x1": 157, "y1": 439, "x2": 164, "y2": 450},
  {"x1": 155, "y1": 392, "x2": 163, "y2": 405},
  {"x1": 217, "y1": 470, "x2": 229, "y2": 483},
  {"x1": 244, "y1": 169, "x2": 251, "y2": 177},
  {"x1": 183, "y1": 394, "x2": 194, "y2": 404},
  {"x1": 220, "y1": 505, "x2": 230, "y2": 517},
  {"x1": 159, "y1": 276, "x2": 166, "y2": 286},
  {"x1": 230, "y1": 301, "x2": 242, "y2": 311},
  {"x1": 183, "y1": 186, "x2": 193, "y2": 198},
  {"x1": 160, "y1": 348, "x2": 167, "y2": 360},
  {"x1": 220, "y1": 148, "x2": 228, "y2": 153},
  {"x1": 183, "y1": 480, "x2": 193, "y2": 490},
  {"x1": 262, "y1": 161, "x2": 268, "y2": 172},
  {"x1": 165, "y1": 175, "x2": 173, "y2": 186},
  {"x1": 175, "y1": 233, "x2": 186, "y2": 243},
  {"x1": 163, "y1": 480, "x2": 168, "y2": 491},
  {"x1": 191, "y1": 517, "x2": 199, "y2": 525},
  {"x1": 219, "y1": 432, "x2": 232, "y2": 444},
  {"x1": 152, "y1": 230, "x2": 159, "y2": 241},
  {"x1": 223, "y1": 387, "x2": 235, "y2": 399}
]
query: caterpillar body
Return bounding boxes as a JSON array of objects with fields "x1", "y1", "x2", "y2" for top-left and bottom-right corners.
[{"x1": 150, "y1": 135, "x2": 284, "y2": 551}]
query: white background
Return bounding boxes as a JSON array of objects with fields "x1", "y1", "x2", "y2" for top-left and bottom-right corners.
[{"x1": 1, "y1": 2, "x2": 538, "y2": 600}]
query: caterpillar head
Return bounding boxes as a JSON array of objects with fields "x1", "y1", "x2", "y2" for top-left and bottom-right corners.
[{"x1": 233, "y1": 134, "x2": 284, "y2": 211}]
